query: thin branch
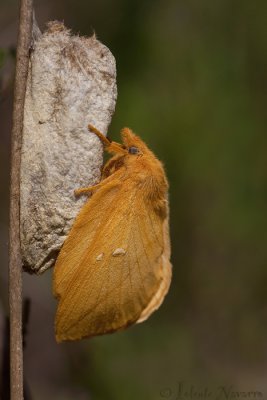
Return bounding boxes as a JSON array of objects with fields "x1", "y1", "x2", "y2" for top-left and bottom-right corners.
[{"x1": 9, "y1": 0, "x2": 33, "y2": 399}]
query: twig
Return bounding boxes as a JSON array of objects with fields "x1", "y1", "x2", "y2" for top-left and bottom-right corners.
[
  {"x1": 0, "y1": 299, "x2": 32, "y2": 400},
  {"x1": 0, "y1": 316, "x2": 10, "y2": 399},
  {"x1": 9, "y1": 0, "x2": 33, "y2": 399}
]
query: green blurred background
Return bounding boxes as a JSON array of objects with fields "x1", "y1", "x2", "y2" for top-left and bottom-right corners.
[{"x1": 0, "y1": 0, "x2": 267, "y2": 399}]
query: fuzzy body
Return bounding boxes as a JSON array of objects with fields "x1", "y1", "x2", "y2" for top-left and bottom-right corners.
[{"x1": 53, "y1": 128, "x2": 172, "y2": 341}]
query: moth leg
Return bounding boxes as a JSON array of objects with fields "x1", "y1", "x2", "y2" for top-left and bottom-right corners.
[
  {"x1": 74, "y1": 184, "x2": 100, "y2": 196},
  {"x1": 74, "y1": 180, "x2": 111, "y2": 197},
  {"x1": 75, "y1": 173, "x2": 122, "y2": 197}
]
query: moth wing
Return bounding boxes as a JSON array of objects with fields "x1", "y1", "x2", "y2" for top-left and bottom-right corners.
[
  {"x1": 137, "y1": 215, "x2": 171, "y2": 323},
  {"x1": 54, "y1": 181, "x2": 172, "y2": 341},
  {"x1": 53, "y1": 180, "x2": 121, "y2": 296}
]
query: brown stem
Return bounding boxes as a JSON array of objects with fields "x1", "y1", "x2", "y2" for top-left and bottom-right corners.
[{"x1": 9, "y1": 0, "x2": 33, "y2": 399}]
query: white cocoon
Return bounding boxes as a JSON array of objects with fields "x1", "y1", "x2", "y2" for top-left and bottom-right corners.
[{"x1": 20, "y1": 21, "x2": 117, "y2": 274}]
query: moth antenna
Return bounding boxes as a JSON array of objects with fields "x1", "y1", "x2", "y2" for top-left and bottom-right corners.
[
  {"x1": 88, "y1": 124, "x2": 111, "y2": 146},
  {"x1": 88, "y1": 124, "x2": 127, "y2": 155}
]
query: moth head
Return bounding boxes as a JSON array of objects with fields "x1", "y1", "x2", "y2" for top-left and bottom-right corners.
[
  {"x1": 121, "y1": 127, "x2": 151, "y2": 157},
  {"x1": 88, "y1": 124, "x2": 153, "y2": 158}
]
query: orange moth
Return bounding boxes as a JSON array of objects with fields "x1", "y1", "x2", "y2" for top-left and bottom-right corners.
[{"x1": 53, "y1": 125, "x2": 172, "y2": 342}]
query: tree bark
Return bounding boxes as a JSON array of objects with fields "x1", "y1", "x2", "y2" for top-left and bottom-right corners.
[{"x1": 9, "y1": 0, "x2": 33, "y2": 399}]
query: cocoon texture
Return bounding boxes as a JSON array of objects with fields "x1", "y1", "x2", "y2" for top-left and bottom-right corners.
[{"x1": 20, "y1": 21, "x2": 117, "y2": 274}]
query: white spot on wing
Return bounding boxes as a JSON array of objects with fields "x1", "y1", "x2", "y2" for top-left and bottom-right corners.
[
  {"x1": 96, "y1": 253, "x2": 104, "y2": 261},
  {"x1": 112, "y1": 248, "x2": 126, "y2": 257}
]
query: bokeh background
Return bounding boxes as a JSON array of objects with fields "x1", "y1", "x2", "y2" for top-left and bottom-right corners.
[{"x1": 1, "y1": 0, "x2": 267, "y2": 399}]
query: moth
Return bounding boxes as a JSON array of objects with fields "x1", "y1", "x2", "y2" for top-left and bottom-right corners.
[{"x1": 53, "y1": 125, "x2": 172, "y2": 342}]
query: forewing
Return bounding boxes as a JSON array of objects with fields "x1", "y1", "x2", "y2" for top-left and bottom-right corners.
[
  {"x1": 54, "y1": 183, "x2": 171, "y2": 341},
  {"x1": 53, "y1": 180, "x2": 122, "y2": 296}
]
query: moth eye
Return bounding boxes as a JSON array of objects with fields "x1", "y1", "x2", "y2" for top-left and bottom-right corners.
[{"x1": 128, "y1": 146, "x2": 139, "y2": 155}]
